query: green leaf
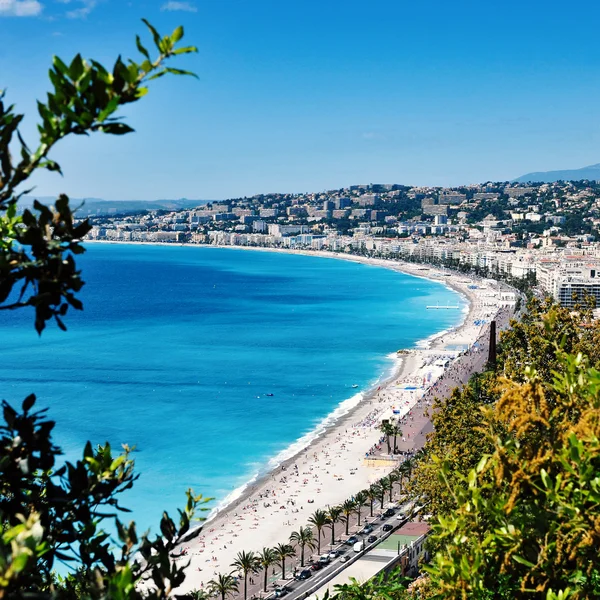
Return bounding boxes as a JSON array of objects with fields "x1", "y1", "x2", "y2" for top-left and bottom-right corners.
[
  {"x1": 11, "y1": 551, "x2": 29, "y2": 574},
  {"x1": 97, "y1": 97, "x2": 120, "y2": 123},
  {"x1": 99, "y1": 123, "x2": 135, "y2": 135},
  {"x1": 512, "y1": 555, "x2": 536, "y2": 568},
  {"x1": 22, "y1": 394, "x2": 36, "y2": 413},
  {"x1": 147, "y1": 70, "x2": 168, "y2": 81},
  {"x1": 142, "y1": 19, "x2": 162, "y2": 50},
  {"x1": 52, "y1": 55, "x2": 70, "y2": 77},
  {"x1": 172, "y1": 45, "x2": 198, "y2": 55},
  {"x1": 136, "y1": 34, "x2": 150, "y2": 59},
  {"x1": 69, "y1": 54, "x2": 85, "y2": 81},
  {"x1": 540, "y1": 468, "x2": 552, "y2": 489},
  {"x1": 171, "y1": 25, "x2": 184, "y2": 43},
  {"x1": 165, "y1": 67, "x2": 198, "y2": 79}
]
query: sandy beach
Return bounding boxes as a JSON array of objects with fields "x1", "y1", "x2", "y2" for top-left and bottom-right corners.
[{"x1": 157, "y1": 247, "x2": 518, "y2": 594}]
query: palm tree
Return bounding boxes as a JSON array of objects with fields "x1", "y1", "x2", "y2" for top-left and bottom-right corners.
[
  {"x1": 341, "y1": 499, "x2": 356, "y2": 535},
  {"x1": 391, "y1": 422, "x2": 402, "y2": 454},
  {"x1": 289, "y1": 526, "x2": 316, "y2": 567},
  {"x1": 388, "y1": 471, "x2": 400, "y2": 503},
  {"x1": 397, "y1": 462, "x2": 410, "y2": 496},
  {"x1": 353, "y1": 490, "x2": 368, "y2": 527},
  {"x1": 189, "y1": 590, "x2": 210, "y2": 600},
  {"x1": 231, "y1": 550, "x2": 259, "y2": 600},
  {"x1": 207, "y1": 573, "x2": 239, "y2": 600},
  {"x1": 257, "y1": 547, "x2": 277, "y2": 592},
  {"x1": 366, "y1": 485, "x2": 380, "y2": 517},
  {"x1": 378, "y1": 476, "x2": 390, "y2": 508},
  {"x1": 379, "y1": 421, "x2": 394, "y2": 454},
  {"x1": 308, "y1": 509, "x2": 329, "y2": 555},
  {"x1": 326, "y1": 505, "x2": 344, "y2": 547},
  {"x1": 274, "y1": 542, "x2": 296, "y2": 580}
]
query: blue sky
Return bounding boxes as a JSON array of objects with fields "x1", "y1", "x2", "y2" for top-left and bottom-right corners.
[{"x1": 1, "y1": 0, "x2": 600, "y2": 200}]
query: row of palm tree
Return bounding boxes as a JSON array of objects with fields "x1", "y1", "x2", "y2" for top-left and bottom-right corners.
[
  {"x1": 198, "y1": 447, "x2": 421, "y2": 600},
  {"x1": 228, "y1": 543, "x2": 298, "y2": 599},
  {"x1": 379, "y1": 418, "x2": 403, "y2": 455}
]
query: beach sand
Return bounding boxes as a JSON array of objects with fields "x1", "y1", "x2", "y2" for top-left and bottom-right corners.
[{"x1": 166, "y1": 250, "x2": 517, "y2": 593}]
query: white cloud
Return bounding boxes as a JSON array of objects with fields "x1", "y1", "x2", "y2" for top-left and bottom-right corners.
[
  {"x1": 161, "y1": 1, "x2": 197, "y2": 12},
  {"x1": 0, "y1": 0, "x2": 43, "y2": 16},
  {"x1": 56, "y1": 0, "x2": 97, "y2": 19}
]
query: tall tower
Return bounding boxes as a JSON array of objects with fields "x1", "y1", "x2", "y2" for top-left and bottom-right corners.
[{"x1": 488, "y1": 320, "x2": 497, "y2": 367}]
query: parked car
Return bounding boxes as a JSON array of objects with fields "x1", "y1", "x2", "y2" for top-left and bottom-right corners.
[
  {"x1": 367, "y1": 535, "x2": 378, "y2": 543},
  {"x1": 310, "y1": 562, "x2": 323, "y2": 571},
  {"x1": 382, "y1": 524, "x2": 393, "y2": 532},
  {"x1": 318, "y1": 554, "x2": 331, "y2": 565},
  {"x1": 382, "y1": 508, "x2": 396, "y2": 518},
  {"x1": 345, "y1": 535, "x2": 359, "y2": 545},
  {"x1": 296, "y1": 569, "x2": 312, "y2": 580},
  {"x1": 359, "y1": 524, "x2": 374, "y2": 534}
]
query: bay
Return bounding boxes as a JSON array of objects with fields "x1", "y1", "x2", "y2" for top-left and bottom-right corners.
[{"x1": 0, "y1": 244, "x2": 464, "y2": 530}]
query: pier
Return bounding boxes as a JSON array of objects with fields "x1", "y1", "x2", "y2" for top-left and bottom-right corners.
[{"x1": 426, "y1": 304, "x2": 461, "y2": 310}]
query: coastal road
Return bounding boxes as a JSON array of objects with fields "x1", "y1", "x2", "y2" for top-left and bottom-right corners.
[{"x1": 238, "y1": 498, "x2": 407, "y2": 600}]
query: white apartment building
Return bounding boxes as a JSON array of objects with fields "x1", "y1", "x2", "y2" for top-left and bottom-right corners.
[{"x1": 538, "y1": 258, "x2": 600, "y2": 308}]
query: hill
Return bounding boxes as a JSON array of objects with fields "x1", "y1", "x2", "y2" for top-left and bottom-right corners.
[
  {"x1": 513, "y1": 163, "x2": 600, "y2": 183},
  {"x1": 17, "y1": 197, "x2": 213, "y2": 216}
]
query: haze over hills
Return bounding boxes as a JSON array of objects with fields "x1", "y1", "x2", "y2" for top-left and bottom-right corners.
[
  {"x1": 18, "y1": 196, "x2": 212, "y2": 217},
  {"x1": 514, "y1": 163, "x2": 600, "y2": 183}
]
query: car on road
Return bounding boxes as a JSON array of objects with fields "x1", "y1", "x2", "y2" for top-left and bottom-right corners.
[
  {"x1": 382, "y1": 524, "x2": 393, "y2": 532},
  {"x1": 345, "y1": 536, "x2": 359, "y2": 545},
  {"x1": 339, "y1": 555, "x2": 350, "y2": 563},
  {"x1": 296, "y1": 569, "x2": 312, "y2": 580},
  {"x1": 328, "y1": 549, "x2": 343, "y2": 560},
  {"x1": 367, "y1": 535, "x2": 378, "y2": 543},
  {"x1": 318, "y1": 554, "x2": 331, "y2": 565},
  {"x1": 359, "y1": 524, "x2": 374, "y2": 534},
  {"x1": 274, "y1": 587, "x2": 290, "y2": 598},
  {"x1": 382, "y1": 508, "x2": 396, "y2": 518}
]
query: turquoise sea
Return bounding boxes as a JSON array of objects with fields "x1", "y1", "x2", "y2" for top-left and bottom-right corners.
[{"x1": 0, "y1": 244, "x2": 464, "y2": 531}]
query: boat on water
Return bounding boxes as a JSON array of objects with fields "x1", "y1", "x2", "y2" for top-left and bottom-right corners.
[
  {"x1": 351, "y1": 384, "x2": 359, "y2": 389},
  {"x1": 265, "y1": 393, "x2": 274, "y2": 397}
]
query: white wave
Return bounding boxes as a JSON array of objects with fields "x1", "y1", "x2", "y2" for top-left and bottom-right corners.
[
  {"x1": 201, "y1": 390, "x2": 367, "y2": 524},
  {"x1": 205, "y1": 471, "x2": 261, "y2": 522},
  {"x1": 265, "y1": 391, "x2": 365, "y2": 470},
  {"x1": 415, "y1": 327, "x2": 451, "y2": 349}
]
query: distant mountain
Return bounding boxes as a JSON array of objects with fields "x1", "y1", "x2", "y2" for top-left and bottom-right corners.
[
  {"x1": 17, "y1": 197, "x2": 213, "y2": 216},
  {"x1": 513, "y1": 163, "x2": 600, "y2": 183}
]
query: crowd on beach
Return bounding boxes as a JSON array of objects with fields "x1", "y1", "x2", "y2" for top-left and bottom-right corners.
[{"x1": 174, "y1": 268, "x2": 517, "y2": 595}]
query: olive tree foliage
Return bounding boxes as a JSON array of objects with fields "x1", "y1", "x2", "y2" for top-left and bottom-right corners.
[
  {"x1": 0, "y1": 21, "x2": 214, "y2": 599},
  {"x1": 403, "y1": 302, "x2": 600, "y2": 599},
  {"x1": 0, "y1": 19, "x2": 196, "y2": 335},
  {"x1": 409, "y1": 299, "x2": 600, "y2": 521},
  {"x1": 423, "y1": 351, "x2": 600, "y2": 600}
]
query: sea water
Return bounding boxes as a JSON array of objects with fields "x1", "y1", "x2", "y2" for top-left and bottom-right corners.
[{"x1": 0, "y1": 244, "x2": 464, "y2": 531}]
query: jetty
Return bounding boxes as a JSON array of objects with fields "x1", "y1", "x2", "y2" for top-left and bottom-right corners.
[{"x1": 426, "y1": 304, "x2": 461, "y2": 310}]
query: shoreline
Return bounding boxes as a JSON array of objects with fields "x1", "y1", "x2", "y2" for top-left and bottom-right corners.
[
  {"x1": 87, "y1": 241, "x2": 515, "y2": 591},
  {"x1": 89, "y1": 240, "x2": 471, "y2": 520}
]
